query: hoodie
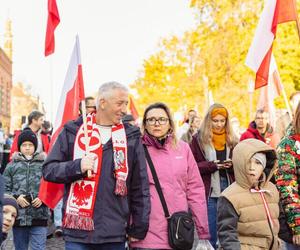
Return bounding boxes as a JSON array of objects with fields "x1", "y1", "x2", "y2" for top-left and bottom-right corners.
[{"x1": 217, "y1": 139, "x2": 280, "y2": 250}]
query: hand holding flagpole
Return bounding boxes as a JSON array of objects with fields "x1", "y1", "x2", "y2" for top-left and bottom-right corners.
[{"x1": 81, "y1": 100, "x2": 92, "y2": 178}]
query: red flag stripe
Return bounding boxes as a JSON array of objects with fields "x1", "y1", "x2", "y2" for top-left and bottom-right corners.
[
  {"x1": 129, "y1": 96, "x2": 139, "y2": 120},
  {"x1": 45, "y1": 0, "x2": 60, "y2": 56}
]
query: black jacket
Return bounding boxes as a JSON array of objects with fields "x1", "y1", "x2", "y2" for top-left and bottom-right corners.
[{"x1": 42, "y1": 117, "x2": 150, "y2": 244}]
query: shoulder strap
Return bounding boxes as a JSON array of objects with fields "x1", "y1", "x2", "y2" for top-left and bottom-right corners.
[{"x1": 143, "y1": 145, "x2": 170, "y2": 218}]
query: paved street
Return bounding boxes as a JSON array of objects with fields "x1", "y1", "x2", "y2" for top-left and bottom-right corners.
[{"x1": 4, "y1": 232, "x2": 65, "y2": 250}]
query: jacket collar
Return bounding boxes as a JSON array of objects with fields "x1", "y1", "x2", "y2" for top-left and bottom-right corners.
[
  {"x1": 12, "y1": 152, "x2": 46, "y2": 162},
  {"x1": 142, "y1": 132, "x2": 171, "y2": 149}
]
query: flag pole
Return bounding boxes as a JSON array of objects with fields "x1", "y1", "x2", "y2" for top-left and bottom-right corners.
[
  {"x1": 281, "y1": 87, "x2": 293, "y2": 119},
  {"x1": 81, "y1": 100, "x2": 92, "y2": 178},
  {"x1": 293, "y1": 0, "x2": 300, "y2": 39}
]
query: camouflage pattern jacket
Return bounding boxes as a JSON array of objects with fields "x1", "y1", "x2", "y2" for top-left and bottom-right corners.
[
  {"x1": 275, "y1": 125, "x2": 300, "y2": 235},
  {"x1": 3, "y1": 152, "x2": 49, "y2": 226}
]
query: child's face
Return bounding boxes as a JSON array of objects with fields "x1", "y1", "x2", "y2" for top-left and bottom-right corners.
[
  {"x1": 246, "y1": 157, "x2": 264, "y2": 187},
  {"x1": 20, "y1": 141, "x2": 35, "y2": 156},
  {"x1": 2, "y1": 205, "x2": 17, "y2": 233}
]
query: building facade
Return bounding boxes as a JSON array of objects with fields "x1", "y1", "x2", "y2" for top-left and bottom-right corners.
[{"x1": 0, "y1": 47, "x2": 12, "y2": 133}]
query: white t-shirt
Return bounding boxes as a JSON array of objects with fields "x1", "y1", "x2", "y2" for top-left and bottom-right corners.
[{"x1": 97, "y1": 125, "x2": 112, "y2": 144}]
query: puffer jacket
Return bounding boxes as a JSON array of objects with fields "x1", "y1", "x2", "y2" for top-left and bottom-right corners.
[
  {"x1": 217, "y1": 139, "x2": 280, "y2": 250},
  {"x1": 275, "y1": 125, "x2": 300, "y2": 235},
  {"x1": 131, "y1": 133, "x2": 210, "y2": 249},
  {"x1": 3, "y1": 152, "x2": 49, "y2": 226},
  {"x1": 240, "y1": 121, "x2": 280, "y2": 149}
]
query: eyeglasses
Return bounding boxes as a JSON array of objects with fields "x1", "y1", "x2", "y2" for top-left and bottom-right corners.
[{"x1": 146, "y1": 117, "x2": 169, "y2": 125}]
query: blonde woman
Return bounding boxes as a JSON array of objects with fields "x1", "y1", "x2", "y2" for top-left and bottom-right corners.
[
  {"x1": 190, "y1": 103, "x2": 238, "y2": 249},
  {"x1": 131, "y1": 102, "x2": 210, "y2": 250}
]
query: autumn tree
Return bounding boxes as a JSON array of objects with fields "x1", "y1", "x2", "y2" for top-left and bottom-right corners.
[{"x1": 131, "y1": 0, "x2": 300, "y2": 126}]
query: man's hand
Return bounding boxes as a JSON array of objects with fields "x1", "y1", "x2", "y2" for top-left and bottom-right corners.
[
  {"x1": 32, "y1": 197, "x2": 42, "y2": 208},
  {"x1": 293, "y1": 235, "x2": 300, "y2": 245},
  {"x1": 81, "y1": 154, "x2": 96, "y2": 174},
  {"x1": 17, "y1": 194, "x2": 30, "y2": 208}
]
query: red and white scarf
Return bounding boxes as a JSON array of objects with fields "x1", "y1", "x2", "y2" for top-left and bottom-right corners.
[{"x1": 63, "y1": 113, "x2": 128, "y2": 231}]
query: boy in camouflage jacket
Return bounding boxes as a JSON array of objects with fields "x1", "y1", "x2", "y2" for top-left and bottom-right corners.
[{"x1": 3, "y1": 128, "x2": 49, "y2": 250}]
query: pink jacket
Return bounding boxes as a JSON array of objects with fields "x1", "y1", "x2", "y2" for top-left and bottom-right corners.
[{"x1": 131, "y1": 134, "x2": 210, "y2": 249}]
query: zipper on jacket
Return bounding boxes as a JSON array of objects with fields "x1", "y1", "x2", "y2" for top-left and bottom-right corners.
[{"x1": 25, "y1": 161, "x2": 30, "y2": 225}]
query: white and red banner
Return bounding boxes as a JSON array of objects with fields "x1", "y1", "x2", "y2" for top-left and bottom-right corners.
[
  {"x1": 39, "y1": 36, "x2": 85, "y2": 209},
  {"x1": 45, "y1": 0, "x2": 60, "y2": 56},
  {"x1": 257, "y1": 55, "x2": 282, "y2": 128},
  {"x1": 245, "y1": 0, "x2": 298, "y2": 89}
]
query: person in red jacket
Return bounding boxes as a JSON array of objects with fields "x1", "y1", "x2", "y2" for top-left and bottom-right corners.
[
  {"x1": 9, "y1": 111, "x2": 50, "y2": 161},
  {"x1": 240, "y1": 109, "x2": 280, "y2": 149}
]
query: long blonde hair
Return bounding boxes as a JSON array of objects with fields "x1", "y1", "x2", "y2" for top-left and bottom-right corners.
[
  {"x1": 142, "y1": 102, "x2": 178, "y2": 147},
  {"x1": 198, "y1": 103, "x2": 238, "y2": 148}
]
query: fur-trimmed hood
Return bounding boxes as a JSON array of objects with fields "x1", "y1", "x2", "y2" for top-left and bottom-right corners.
[{"x1": 11, "y1": 152, "x2": 46, "y2": 162}]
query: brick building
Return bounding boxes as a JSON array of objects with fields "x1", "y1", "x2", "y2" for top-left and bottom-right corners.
[
  {"x1": 0, "y1": 19, "x2": 13, "y2": 133},
  {"x1": 0, "y1": 48, "x2": 12, "y2": 132}
]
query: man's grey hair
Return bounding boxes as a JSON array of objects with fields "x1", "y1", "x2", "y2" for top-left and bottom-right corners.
[{"x1": 96, "y1": 81, "x2": 128, "y2": 109}]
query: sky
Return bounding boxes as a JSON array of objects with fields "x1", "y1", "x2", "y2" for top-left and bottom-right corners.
[{"x1": 0, "y1": 0, "x2": 196, "y2": 122}]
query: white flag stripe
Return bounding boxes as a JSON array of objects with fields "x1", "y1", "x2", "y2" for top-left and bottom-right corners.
[
  {"x1": 257, "y1": 55, "x2": 282, "y2": 128},
  {"x1": 245, "y1": 0, "x2": 277, "y2": 71},
  {"x1": 54, "y1": 36, "x2": 81, "y2": 131}
]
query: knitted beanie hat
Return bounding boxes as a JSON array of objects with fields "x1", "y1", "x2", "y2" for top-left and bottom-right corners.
[
  {"x1": 3, "y1": 194, "x2": 19, "y2": 216},
  {"x1": 17, "y1": 128, "x2": 38, "y2": 152}
]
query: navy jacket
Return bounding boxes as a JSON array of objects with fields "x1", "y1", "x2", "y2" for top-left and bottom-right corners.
[{"x1": 42, "y1": 118, "x2": 150, "y2": 244}]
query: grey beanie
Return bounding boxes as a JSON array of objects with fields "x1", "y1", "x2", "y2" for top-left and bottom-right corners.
[{"x1": 252, "y1": 153, "x2": 267, "y2": 169}]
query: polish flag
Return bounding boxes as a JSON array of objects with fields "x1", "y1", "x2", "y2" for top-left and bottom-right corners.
[
  {"x1": 129, "y1": 96, "x2": 139, "y2": 120},
  {"x1": 39, "y1": 36, "x2": 85, "y2": 209},
  {"x1": 45, "y1": 0, "x2": 60, "y2": 56},
  {"x1": 245, "y1": 0, "x2": 298, "y2": 89},
  {"x1": 257, "y1": 55, "x2": 282, "y2": 128}
]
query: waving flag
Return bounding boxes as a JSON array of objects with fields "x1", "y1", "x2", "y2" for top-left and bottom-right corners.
[
  {"x1": 246, "y1": 0, "x2": 298, "y2": 89},
  {"x1": 257, "y1": 55, "x2": 283, "y2": 127},
  {"x1": 129, "y1": 96, "x2": 139, "y2": 120},
  {"x1": 39, "y1": 36, "x2": 85, "y2": 209},
  {"x1": 45, "y1": 0, "x2": 60, "y2": 56}
]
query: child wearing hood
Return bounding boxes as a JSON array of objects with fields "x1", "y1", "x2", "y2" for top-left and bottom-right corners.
[{"x1": 217, "y1": 139, "x2": 283, "y2": 250}]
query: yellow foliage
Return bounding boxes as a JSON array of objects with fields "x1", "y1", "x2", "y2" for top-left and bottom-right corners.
[{"x1": 131, "y1": 0, "x2": 300, "y2": 127}]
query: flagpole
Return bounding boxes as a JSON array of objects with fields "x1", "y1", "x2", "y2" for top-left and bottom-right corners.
[
  {"x1": 49, "y1": 56, "x2": 54, "y2": 123},
  {"x1": 281, "y1": 87, "x2": 293, "y2": 119},
  {"x1": 293, "y1": 0, "x2": 300, "y2": 39},
  {"x1": 81, "y1": 100, "x2": 92, "y2": 178}
]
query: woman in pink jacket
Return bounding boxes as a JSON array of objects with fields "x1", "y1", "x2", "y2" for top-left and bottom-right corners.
[{"x1": 130, "y1": 102, "x2": 210, "y2": 250}]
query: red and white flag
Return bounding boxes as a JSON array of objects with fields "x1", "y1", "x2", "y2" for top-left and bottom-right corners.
[
  {"x1": 257, "y1": 55, "x2": 283, "y2": 127},
  {"x1": 129, "y1": 96, "x2": 139, "y2": 120},
  {"x1": 39, "y1": 36, "x2": 85, "y2": 209},
  {"x1": 45, "y1": 0, "x2": 60, "y2": 56},
  {"x1": 245, "y1": 0, "x2": 298, "y2": 89}
]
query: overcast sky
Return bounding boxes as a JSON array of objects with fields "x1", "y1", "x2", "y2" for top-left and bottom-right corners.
[{"x1": 0, "y1": 0, "x2": 196, "y2": 121}]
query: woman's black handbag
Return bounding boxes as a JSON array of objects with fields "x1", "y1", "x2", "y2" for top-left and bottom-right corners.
[{"x1": 143, "y1": 145, "x2": 194, "y2": 250}]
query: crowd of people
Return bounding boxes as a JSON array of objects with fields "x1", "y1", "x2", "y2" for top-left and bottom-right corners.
[{"x1": 0, "y1": 82, "x2": 299, "y2": 250}]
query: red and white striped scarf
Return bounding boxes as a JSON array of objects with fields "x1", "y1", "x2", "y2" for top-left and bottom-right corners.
[{"x1": 63, "y1": 113, "x2": 128, "y2": 231}]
